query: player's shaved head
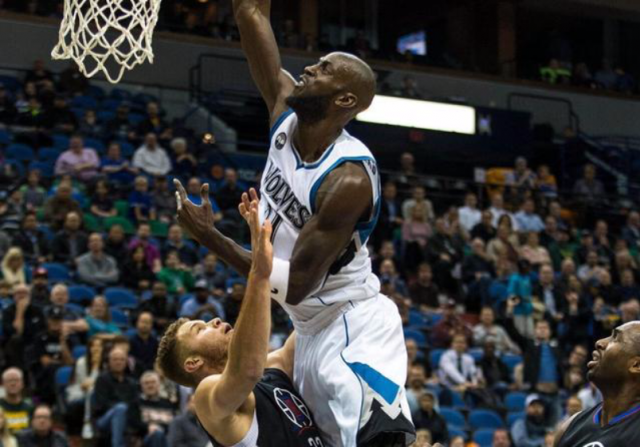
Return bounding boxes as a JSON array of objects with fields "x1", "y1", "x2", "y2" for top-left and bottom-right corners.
[
  {"x1": 327, "y1": 52, "x2": 377, "y2": 112},
  {"x1": 588, "y1": 321, "x2": 640, "y2": 392}
]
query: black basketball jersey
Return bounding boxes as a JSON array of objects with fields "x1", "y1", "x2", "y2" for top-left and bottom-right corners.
[
  {"x1": 199, "y1": 368, "x2": 325, "y2": 447},
  {"x1": 558, "y1": 402, "x2": 640, "y2": 447}
]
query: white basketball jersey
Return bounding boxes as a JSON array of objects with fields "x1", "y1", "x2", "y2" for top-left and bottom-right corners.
[{"x1": 259, "y1": 109, "x2": 381, "y2": 326}]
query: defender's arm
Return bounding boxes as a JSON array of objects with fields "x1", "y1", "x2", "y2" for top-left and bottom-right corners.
[{"x1": 233, "y1": 0, "x2": 295, "y2": 122}]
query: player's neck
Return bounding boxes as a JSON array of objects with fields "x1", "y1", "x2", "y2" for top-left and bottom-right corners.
[
  {"x1": 293, "y1": 120, "x2": 343, "y2": 163},
  {"x1": 600, "y1": 390, "x2": 640, "y2": 426}
]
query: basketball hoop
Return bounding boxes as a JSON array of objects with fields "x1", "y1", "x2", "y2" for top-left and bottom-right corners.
[{"x1": 51, "y1": 0, "x2": 163, "y2": 84}]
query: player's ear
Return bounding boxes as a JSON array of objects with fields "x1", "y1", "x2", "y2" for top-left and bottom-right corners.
[
  {"x1": 184, "y1": 356, "x2": 203, "y2": 374},
  {"x1": 629, "y1": 356, "x2": 640, "y2": 375},
  {"x1": 335, "y1": 92, "x2": 357, "y2": 110}
]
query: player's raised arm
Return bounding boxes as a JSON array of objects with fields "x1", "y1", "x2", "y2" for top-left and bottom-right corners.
[
  {"x1": 233, "y1": 0, "x2": 295, "y2": 121},
  {"x1": 194, "y1": 200, "x2": 273, "y2": 419}
]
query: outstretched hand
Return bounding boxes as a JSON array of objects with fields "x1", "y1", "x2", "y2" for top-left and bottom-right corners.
[
  {"x1": 174, "y1": 179, "x2": 215, "y2": 243},
  {"x1": 239, "y1": 190, "x2": 272, "y2": 279},
  {"x1": 238, "y1": 188, "x2": 260, "y2": 224}
]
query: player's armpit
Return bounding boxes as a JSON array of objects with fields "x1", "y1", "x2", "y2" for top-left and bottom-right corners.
[
  {"x1": 232, "y1": 0, "x2": 295, "y2": 119},
  {"x1": 265, "y1": 332, "x2": 296, "y2": 379},
  {"x1": 286, "y1": 163, "x2": 372, "y2": 305},
  {"x1": 553, "y1": 412, "x2": 581, "y2": 447}
]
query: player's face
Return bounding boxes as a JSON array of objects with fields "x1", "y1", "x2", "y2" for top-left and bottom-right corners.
[
  {"x1": 179, "y1": 319, "x2": 234, "y2": 370},
  {"x1": 588, "y1": 322, "x2": 640, "y2": 384}
]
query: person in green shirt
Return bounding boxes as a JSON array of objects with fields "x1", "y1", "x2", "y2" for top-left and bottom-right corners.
[
  {"x1": 157, "y1": 250, "x2": 195, "y2": 295},
  {"x1": 0, "y1": 368, "x2": 33, "y2": 435}
]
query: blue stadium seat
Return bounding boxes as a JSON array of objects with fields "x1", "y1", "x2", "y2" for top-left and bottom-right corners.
[
  {"x1": 102, "y1": 99, "x2": 122, "y2": 111},
  {"x1": 68, "y1": 285, "x2": 96, "y2": 303},
  {"x1": 72, "y1": 345, "x2": 87, "y2": 360},
  {"x1": 118, "y1": 141, "x2": 135, "y2": 157},
  {"x1": 502, "y1": 354, "x2": 523, "y2": 373},
  {"x1": 439, "y1": 408, "x2": 466, "y2": 428},
  {"x1": 447, "y1": 426, "x2": 466, "y2": 441},
  {"x1": 97, "y1": 110, "x2": 115, "y2": 123},
  {"x1": 469, "y1": 348, "x2": 484, "y2": 362},
  {"x1": 52, "y1": 134, "x2": 70, "y2": 150},
  {"x1": 42, "y1": 263, "x2": 71, "y2": 282},
  {"x1": 71, "y1": 95, "x2": 98, "y2": 109},
  {"x1": 469, "y1": 409, "x2": 504, "y2": 430},
  {"x1": 55, "y1": 366, "x2": 73, "y2": 386},
  {"x1": 110, "y1": 88, "x2": 132, "y2": 100},
  {"x1": 505, "y1": 392, "x2": 527, "y2": 412},
  {"x1": 29, "y1": 161, "x2": 54, "y2": 178},
  {"x1": 6, "y1": 143, "x2": 34, "y2": 161},
  {"x1": 110, "y1": 308, "x2": 129, "y2": 326},
  {"x1": 0, "y1": 128, "x2": 11, "y2": 145},
  {"x1": 0, "y1": 75, "x2": 22, "y2": 92},
  {"x1": 66, "y1": 303, "x2": 85, "y2": 315},
  {"x1": 404, "y1": 328, "x2": 427, "y2": 348},
  {"x1": 84, "y1": 138, "x2": 105, "y2": 153},
  {"x1": 408, "y1": 309, "x2": 428, "y2": 327},
  {"x1": 87, "y1": 85, "x2": 106, "y2": 99},
  {"x1": 473, "y1": 428, "x2": 495, "y2": 447},
  {"x1": 507, "y1": 412, "x2": 525, "y2": 428},
  {"x1": 128, "y1": 113, "x2": 145, "y2": 125},
  {"x1": 429, "y1": 349, "x2": 445, "y2": 369},
  {"x1": 133, "y1": 92, "x2": 158, "y2": 105},
  {"x1": 39, "y1": 147, "x2": 62, "y2": 163},
  {"x1": 105, "y1": 287, "x2": 137, "y2": 308},
  {"x1": 179, "y1": 294, "x2": 194, "y2": 307}
]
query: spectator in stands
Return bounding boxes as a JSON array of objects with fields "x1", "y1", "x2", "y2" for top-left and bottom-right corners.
[
  {"x1": 408, "y1": 262, "x2": 440, "y2": 312},
  {"x1": 65, "y1": 336, "x2": 105, "y2": 436},
  {"x1": 411, "y1": 390, "x2": 448, "y2": 444},
  {"x1": 180, "y1": 279, "x2": 225, "y2": 321},
  {"x1": 133, "y1": 133, "x2": 172, "y2": 177},
  {"x1": 507, "y1": 260, "x2": 535, "y2": 337},
  {"x1": 129, "y1": 312, "x2": 159, "y2": 375},
  {"x1": 519, "y1": 232, "x2": 551, "y2": 267},
  {"x1": 76, "y1": 233, "x2": 120, "y2": 288},
  {"x1": 514, "y1": 199, "x2": 544, "y2": 233},
  {"x1": 128, "y1": 223, "x2": 162, "y2": 271},
  {"x1": 54, "y1": 134, "x2": 100, "y2": 180},
  {"x1": 157, "y1": 250, "x2": 194, "y2": 295},
  {"x1": 137, "y1": 370, "x2": 176, "y2": 446},
  {"x1": 47, "y1": 284, "x2": 82, "y2": 323},
  {"x1": 93, "y1": 347, "x2": 144, "y2": 447},
  {"x1": 16, "y1": 404, "x2": 68, "y2": 447},
  {"x1": 405, "y1": 364, "x2": 429, "y2": 413},
  {"x1": 137, "y1": 281, "x2": 177, "y2": 333},
  {"x1": 102, "y1": 223, "x2": 126, "y2": 264},
  {"x1": 511, "y1": 394, "x2": 551, "y2": 447},
  {"x1": 402, "y1": 185, "x2": 434, "y2": 223},
  {"x1": 42, "y1": 182, "x2": 81, "y2": 230},
  {"x1": 572, "y1": 164, "x2": 605, "y2": 205},
  {"x1": 577, "y1": 249, "x2": 599, "y2": 282},
  {"x1": 122, "y1": 246, "x2": 156, "y2": 291},
  {"x1": 449, "y1": 435, "x2": 465, "y2": 447},
  {"x1": 106, "y1": 103, "x2": 138, "y2": 142},
  {"x1": 51, "y1": 211, "x2": 89, "y2": 266},
  {"x1": 431, "y1": 300, "x2": 472, "y2": 348},
  {"x1": 152, "y1": 176, "x2": 176, "y2": 223},
  {"x1": 375, "y1": 181, "x2": 403, "y2": 246},
  {"x1": 614, "y1": 65, "x2": 636, "y2": 93},
  {"x1": 392, "y1": 152, "x2": 419, "y2": 189},
  {"x1": 24, "y1": 60, "x2": 54, "y2": 86},
  {"x1": 129, "y1": 176, "x2": 157, "y2": 223},
  {"x1": 536, "y1": 165, "x2": 557, "y2": 198},
  {"x1": 29, "y1": 267, "x2": 49, "y2": 305},
  {"x1": 0, "y1": 368, "x2": 33, "y2": 434},
  {"x1": 573, "y1": 62, "x2": 596, "y2": 89},
  {"x1": 594, "y1": 59, "x2": 617, "y2": 90},
  {"x1": 43, "y1": 95, "x2": 77, "y2": 133},
  {"x1": 194, "y1": 252, "x2": 227, "y2": 292},
  {"x1": 438, "y1": 333, "x2": 483, "y2": 393},
  {"x1": 462, "y1": 238, "x2": 494, "y2": 312},
  {"x1": 222, "y1": 281, "x2": 246, "y2": 326},
  {"x1": 540, "y1": 59, "x2": 571, "y2": 85},
  {"x1": 101, "y1": 142, "x2": 139, "y2": 185},
  {"x1": 473, "y1": 306, "x2": 520, "y2": 354},
  {"x1": 89, "y1": 179, "x2": 117, "y2": 219},
  {"x1": 163, "y1": 224, "x2": 198, "y2": 266},
  {"x1": 138, "y1": 102, "x2": 172, "y2": 141},
  {"x1": 532, "y1": 264, "x2": 562, "y2": 319},
  {"x1": 402, "y1": 202, "x2": 431, "y2": 269},
  {"x1": 215, "y1": 167, "x2": 244, "y2": 214},
  {"x1": 2, "y1": 284, "x2": 45, "y2": 369},
  {"x1": 31, "y1": 306, "x2": 74, "y2": 405},
  {"x1": 0, "y1": 84, "x2": 17, "y2": 125},
  {"x1": 479, "y1": 340, "x2": 511, "y2": 390},
  {"x1": 1, "y1": 189, "x2": 24, "y2": 231},
  {"x1": 11, "y1": 211, "x2": 48, "y2": 264},
  {"x1": 507, "y1": 157, "x2": 537, "y2": 198},
  {"x1": 70, "y1": 295, "x2": 121, "y2": 338},
  {"x1": 427, "y1": 218, "x2": 463, "y2": 295},
  {"x1": 170, "y1": 137, "x2": 197, "y2": 180},
  {"x1": 379, "y1": 259, "x2": 408, "y2": 297},
  {"x1": 471, "y1": 210, "x2": 497, "y2": 243},
  {"x1": 1, "y1": 247, "x2": 28, "y2": 287},
  {"x1": 0, "y1": 407, "x2": 18, "y2": 447},
  {"x1": 19, "y1": 169, "x2": 46, "y2": 210},
  {"x1": 58, "y1": 62, "x2": 89, "y2": 95},
  {"x1": 492, "y1": 428, "x2": 512, "y2": 447},
  {"x1": 458, "y1": 192, "x2": 482, "y2": 234},
  {"x1": 167, "y1": 393, "x2": 210, "y2": 447}
]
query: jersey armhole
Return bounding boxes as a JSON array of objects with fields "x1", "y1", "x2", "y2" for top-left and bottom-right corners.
[{"x1": 269, "y1": 109, "x2": 294, "y2": 142}]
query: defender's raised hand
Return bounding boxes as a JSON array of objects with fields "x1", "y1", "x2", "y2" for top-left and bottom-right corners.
[
  {"x1": 238, "y1": 188, "x2": 260, "y2": 224},
  {"x1": 174, "y1": 179, "x2": 215, "y2": 243},
  {"x1": 247, "y1": 198, "x2": 272, "y2": 280}
]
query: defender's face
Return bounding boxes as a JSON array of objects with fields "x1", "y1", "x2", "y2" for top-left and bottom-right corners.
[
  {"x1": 588, "y1": 322, "x2": 640, "y2": 383},
  {"x1": 178, "y1": 319, "x2": 234, "y2": 367}
]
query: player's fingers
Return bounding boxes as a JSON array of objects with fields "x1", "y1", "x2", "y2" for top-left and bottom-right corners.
[
  {"x1": 200, "y1": 183, "x2": 211, "y2": 205},
  {"x1": 174, "y1": 179, "x2": 187, "y2": 202},
  {"x1": 261, "y1": 219, "x2": 272, "y2": 245},
  {"x1": 241, "y1": 192, "x2": 251, "y2": 212},
  {"x1": 249, "y1": 188, "x2": 259, "y2": 202},
  {"x1": 175, "y1": 191, "x2": 182, "y2": 211},
  {"x1": 238, "y1": 202, "x2": 248, "y2": 218}
]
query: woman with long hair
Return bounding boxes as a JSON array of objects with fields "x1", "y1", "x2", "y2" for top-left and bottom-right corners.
[
  {"x1": 0, "y1": 407, "x2": 18, "y2": 447},
  {"x1": 0, "y1": 247, "x2": 28, "y2": 286},
  {"x1": 122, "y1": 245, "x2": 156, "y2": 291}
]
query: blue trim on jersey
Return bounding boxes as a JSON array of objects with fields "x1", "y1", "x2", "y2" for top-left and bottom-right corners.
[
  {"x1": 341, "y1": 313, "x2": 365, "y2": 439},
  {"x1": 594, "y1": 402, "x2": 640, "y2": 426},
  {"x1": 347, "y1": 362, "x2": 400, "y2": 406},
  {"x1": 355, "y1": 196, "x2": 381, "y2": 245},
  {"x1": 291, "y1": 142, "x2": 337, "y2": 171},
  {"x1": 269, "y1": 108, "x2": 294, "y2": 141},
  {"x1": 308, "y1": 156, "x2": 376, "y2": 213}
]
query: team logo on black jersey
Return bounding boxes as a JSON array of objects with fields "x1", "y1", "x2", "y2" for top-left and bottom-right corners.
[
  {"x1": 275, "y1": 132, "x2": 287, "y2": 150},
  {"x1": 582, "y1": 443, "x2": 604, "y2": 447},
  {"x1": 274, "y1": 388, "x2": 313, "y2": 429}
]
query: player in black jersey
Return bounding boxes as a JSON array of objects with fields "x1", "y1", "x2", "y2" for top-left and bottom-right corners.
[
  {"x1": 156, "y1": 196, "x2": 324, "y2": 447},
  {"x1": 554, "y1": 321, "x2": 640, "y2": 447}
]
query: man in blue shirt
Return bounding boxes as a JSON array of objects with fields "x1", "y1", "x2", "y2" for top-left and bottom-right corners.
[
  {"x1": 179, "y1": 279, "x2": 225, "y2": 321},
  {"x1": 515, "y1": 199, "x2": 545, "y2": 233}
]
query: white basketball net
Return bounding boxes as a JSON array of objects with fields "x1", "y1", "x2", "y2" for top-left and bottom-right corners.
[{"x1": 51, "y1": 0, "x2": 162, "y2": 84}]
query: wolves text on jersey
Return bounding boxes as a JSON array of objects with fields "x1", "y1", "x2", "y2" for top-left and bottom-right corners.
[{"x1": 262, "y1": 161, "x2": 312, "y2": 230}]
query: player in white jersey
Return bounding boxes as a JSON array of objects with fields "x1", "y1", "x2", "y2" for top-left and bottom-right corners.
[{"x1": 173, "y1": 0, "x2": 415, "y2": 445}]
